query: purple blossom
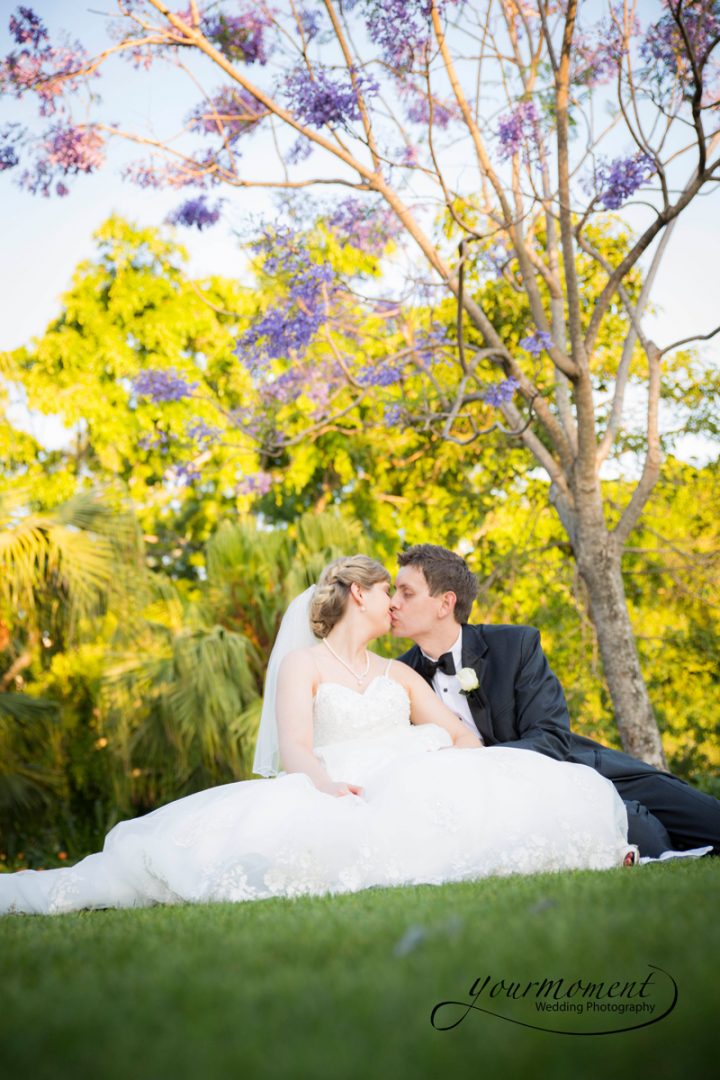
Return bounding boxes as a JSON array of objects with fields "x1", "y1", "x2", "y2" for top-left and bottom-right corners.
[
  {"x1": 595, "y1": 153, "x2": 656, "y2": 210},
  {"x1": 641, "y1": 1, "x2": 720, "y2": 92},
  {"x1": 0, "y1": 124, "x2": 21, "y2": 170},
  {"x1": 479, "y1": 241, "x2": 511, "y2": 279},
  {"x1": 201, "y1": 7, "x2": 273, "y2": 65},
  {"x1": 383, "y1": 404, "x2": 404, "y2": 427},
  {"x1": 174, "y1": 461, "x2": 202, "y2": 486},
  {"x1": 186, "y1": 420, "x2": 221, "y2": 443},
  {"x1": 18, "y1": 123, "x2": 104, "y2": 196},
  {"x1": 122, "y1": 161, "x2": 164, "y2": 190},
  {"x1": 131, "y1": 86, "x2": 267, "y2": 193},
  {"x1": 403, "y1": 90, "x2": 456, "y2": 128},
  {"x1": 9, "y1": 6, "x2": 47, "y2": 48},
  {"x1": 519, "y1": 330, "x2": 553, "y2": 355},
  {"x1": 124, "y1": 151, "x2": 220, "y2": 192},
  {"x1": 570, "y1": 20, "x2": 627, "y2": 88},
  {"x1": 166, "y1": 195, "x2": 222, "y2": 230},
  {"x1": 260, "y1": 369, "x2": 306, "y2": 403},
  {"x1": 19, "y1": 158, "x2": 50, "y2": 195},
  {"x1": 189, "y1": 86, "x2": 267, "y2": 143},
  {"x1": 1, "y1": 15, "x2": 91, "y2": 117},
  {"x1": 284, "y1": 66, "x2": 378, "y2": 128},
  {"x1": 253, "y1": 227, "x2": 333, "y2": 287},
  {"x1": 483, "y1": 376, "x2": 520, "y2": 408},
  {"x1": 400, "y1": 144, "x2": 420, "y2": 167},
  {"x1": 412, "y1": 324, "x2": 451, "y2": 364},
  {"x1": 497, "y1": 101, "x2": 539, "y2": 160},
  {"x1": 241, "y1": 306, "x2": 325, "y2": 365},
  {"x1": 328, "y1": 198, "x2": 400, "y2": 255},
  {"x1": 361, "y1": 0, "x2": 432, "y2": 70},
  {"x1": 358, "y1": 360, "x2": 403, "y2": 387},
  {"x1": 307, "y1": 377, "x2": 331, "y2": 411},
  {"x1": 287, "y1": 137, "x2": 313, "y2": 164},
  {"x1": 298, "y1": 7, "x2": 322, "y2": 41},
  {"x1": 133, "y1": 369, "x2": 198, "y2": 403},
  {"x1": 228, "y1": 407, "x2": 261, "y2": 439},
  {"x1": 124, "y1": 37, "x2": 156, "y2": 72},
  {"x1": 371, "y1": 299, "x2": 401, "y2": 333},
  {"x1": 238, "y1": 226, "x2": 335, "y2": 364},
  {"x1": 138, "y1": 430, "x2": 170, "y2": 451},
  {"x1": 44, "y1": 123, "x2": 104, "y2": 174},
  {"x1": 0, "y1": 143, "x2": 18, "y2": 170},
  {"x1": 238, "y1": 471, "x2": 274, "y2": 496}
]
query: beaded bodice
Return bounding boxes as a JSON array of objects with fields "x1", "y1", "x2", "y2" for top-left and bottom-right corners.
[{"x1": 312, "y1": 676, "x2": 411, "y2": 748}]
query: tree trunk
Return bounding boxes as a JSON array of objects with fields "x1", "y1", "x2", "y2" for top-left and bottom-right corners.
[{"x1": 575, "y1": 528, "x2": 667, "y2": 770}]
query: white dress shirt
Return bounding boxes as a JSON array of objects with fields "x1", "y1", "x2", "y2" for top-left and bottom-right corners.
[{"x1": 421, "y1": 629, "x2": 484, "y2": 742}]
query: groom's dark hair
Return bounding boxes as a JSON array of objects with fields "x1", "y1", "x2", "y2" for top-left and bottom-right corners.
[{"x1": 397, "y1": 544, "x2": 478, "y2": 623}]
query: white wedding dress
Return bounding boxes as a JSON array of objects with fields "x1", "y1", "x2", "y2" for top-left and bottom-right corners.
[{"x1": 0, "y1": 673, "x2": 631, "y2": 916}]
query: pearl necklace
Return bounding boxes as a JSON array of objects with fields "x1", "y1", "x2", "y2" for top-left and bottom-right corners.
[{"x1": 323, "y1": 637, "x2": 371, "y2": 685}]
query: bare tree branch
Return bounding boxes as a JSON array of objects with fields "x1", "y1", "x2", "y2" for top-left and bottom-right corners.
[
  {"x1": 658, "y1": 323, "x2": 720, "y2": 359},
  {"x1": 613, "y1": 342, "x2": 663, "y2": 546}
]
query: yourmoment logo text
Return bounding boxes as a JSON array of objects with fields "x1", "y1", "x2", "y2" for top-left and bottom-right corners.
[{"x1": 431, "y1": 964, "x2": 678, "y2": 1035}]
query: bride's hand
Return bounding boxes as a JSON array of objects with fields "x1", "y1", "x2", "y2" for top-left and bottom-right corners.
[{"x1": 320, "y1": 780, "x2": 365, "y2": 799}]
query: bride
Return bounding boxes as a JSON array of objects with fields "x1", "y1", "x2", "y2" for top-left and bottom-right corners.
[{"x1": 0, "y1": 555, "x2": 636, "y2": 916}]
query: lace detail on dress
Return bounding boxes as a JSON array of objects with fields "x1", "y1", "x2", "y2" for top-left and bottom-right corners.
[{"x1": 312, "y1": 676, "x2": 410, "y2": 748}]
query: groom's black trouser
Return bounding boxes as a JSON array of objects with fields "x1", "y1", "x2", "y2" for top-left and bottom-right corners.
[
  {"x1": 622, "y1": 799, "x2": 673, "y2": 857},
  {"x1": 615, "y1": 772, "x2": 720, "y2": 857}
]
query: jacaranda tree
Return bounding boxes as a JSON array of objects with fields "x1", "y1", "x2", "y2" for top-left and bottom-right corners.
[{"x1": 2, "y1": 1, "x2": 719, "y2": 766}]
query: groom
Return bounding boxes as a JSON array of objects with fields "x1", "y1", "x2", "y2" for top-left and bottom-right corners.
[{"x1": 391, "y1": 543, "x2": 720, "y2": 858}]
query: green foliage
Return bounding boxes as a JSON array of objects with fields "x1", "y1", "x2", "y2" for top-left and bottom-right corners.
[
  {"x1": 0, "y1": 490, "x2": 134, "y2": 637},
  {"x1": 459, "y1": 459, "x2": 720, "y2": 785},
  {"x1": 3, "y1": 216, "x2": 261, "y2": 564},
  {"x1": 2, "y1": 216, "x2": 536, "y2": 562},
  {"x1": 0, "y1": 481, "x2": 134, "y2": 862},
  {"x1": 0, "y1": 694, "x2": 61, "y2": 826},
  {"x1": 619, "y1": 459, "x2": 720, "y2": 787},
  {"x1": 0, "y1": 489, "x2": 145, "y2": 865}
]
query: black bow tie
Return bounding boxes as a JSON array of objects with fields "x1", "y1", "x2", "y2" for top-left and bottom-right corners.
[{"x1": 419, "y1": 651, "x2": 456, "y2": 682}]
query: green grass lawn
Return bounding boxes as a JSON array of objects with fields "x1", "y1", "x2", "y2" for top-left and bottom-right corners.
[{"x1": 0, "y1": 859, "x2": 717, "y2": 1080}]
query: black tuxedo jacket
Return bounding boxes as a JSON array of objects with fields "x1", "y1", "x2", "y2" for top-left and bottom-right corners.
[{"x1": 397, "y1": 623, "x2": 668, "y2": 782}]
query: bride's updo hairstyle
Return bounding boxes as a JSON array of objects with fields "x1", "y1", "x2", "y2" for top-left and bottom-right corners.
[{"x1": 310, "y1": 555, "x2": 390, "y2": 638}]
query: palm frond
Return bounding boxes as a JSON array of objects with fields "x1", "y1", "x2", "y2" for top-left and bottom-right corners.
[
  {"x1": 0, "y1": 692, "x2": 58, "y2": 723},
  {"x1": 0, "y1": 694, "x2": 62, "y2": 814},
  {"x1": 0, "y1": 490, "x2": 141, "y2": 637},
  {"x1": 287, "y1": 510, "x2": 370, "y2": 598}
]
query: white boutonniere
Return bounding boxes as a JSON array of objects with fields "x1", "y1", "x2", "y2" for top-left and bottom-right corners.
[{"x1": 456, "y1": 667, "x2": 480, "y2": 696}]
